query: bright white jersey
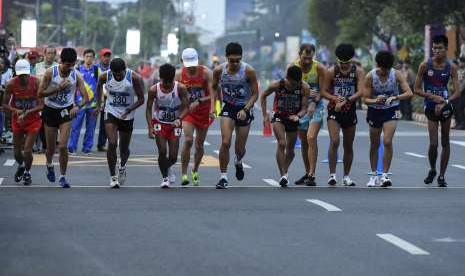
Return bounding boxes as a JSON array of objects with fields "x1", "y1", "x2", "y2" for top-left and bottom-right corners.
[
  {"x1": 45, "y1": 65, "x2": 77, "y2": 109},
  {"x1": 105, "y1": 69, "x2": 136, "y2": 120},
  {"x1": 152, "y1": 81, "x2": 182, "y2": 123}
]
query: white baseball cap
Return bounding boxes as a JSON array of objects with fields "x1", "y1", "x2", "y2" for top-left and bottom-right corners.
[
  {"x1": 182, "y1": 48, "x2": 199, "y2": 67},
  {"x1": 15, "y1": 59, "x2": 31, "y2": 75}
]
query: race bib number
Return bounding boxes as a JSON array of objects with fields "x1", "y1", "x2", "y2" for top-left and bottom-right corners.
[
  {"x1": 112, "y1": 93, "x2": 128, "y2": 106},
  {"x1": 51, "y1": 90, "x2": 69, "y2": 104},
  {"x1": 188, "y1": 87, "x2": 204, "y2": 102},
  {"x1": 160, "y1": 110, "x2": 176, "y2": 122},
  {"x1": 223, "y1": 86, "x2": 245, "y2": 98},
  {"x1": 174, "y1": 128, "x2": 182, "y2": 137},
  {"x1": 15, "y1": 98, "x2": 36, "y2": 110},
  {"x1": 335, "y1": 85, "x2": 354, "y2": 97}
]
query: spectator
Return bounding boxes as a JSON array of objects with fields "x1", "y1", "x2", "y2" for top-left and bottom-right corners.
[
  {"x1": 453, "y1": 57, "x2": 465, "y2": 129},
  {"x1": 400, "y1": 62, "x2": 415, "y2": 120},
  {"x1": 96, "y1": 48, "x2": 112, "y2": 151},
  {"x1": 0, "y1": 56, "x2": 13, "y2": 146}
]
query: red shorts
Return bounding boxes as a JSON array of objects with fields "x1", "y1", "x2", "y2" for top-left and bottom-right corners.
[
  {"x1": 12, "y1": 117, "x2": 42, "y2": 135},
  {"x1": 182, "y1": 110, "x2": 212, "y2": 130},
  {"x1": 152, "y1": 119, "x2": 182, "y2": 140}
]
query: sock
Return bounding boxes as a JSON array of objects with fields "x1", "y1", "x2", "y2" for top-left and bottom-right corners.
[
  {"x1": 282, "y1": 173, "x2": 288, "y2": 179},
  {"x1": 371, "y1": 171, "x2": 376, "y2": 177},
  {"x1": 221, "y1": 173, "x2": 228, "y2": 180},
  {"x1": 59, "y1": 175, "x2": 65, "y2": 179},
  {"x1": 234, "y1": 155, "x2": 242, "y2": 164},
  {"x1": 47, "y1": 163, "x2": 53, "y2": 167}
]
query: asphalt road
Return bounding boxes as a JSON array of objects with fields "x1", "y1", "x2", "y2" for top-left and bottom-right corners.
[{"x1": 1, "y1": 108, "x2": 464, "y2": 276}]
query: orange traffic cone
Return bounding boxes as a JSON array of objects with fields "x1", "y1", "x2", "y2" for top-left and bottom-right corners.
[{"x1": 263, "y1": 112, "x2": 272, "y2": 136}]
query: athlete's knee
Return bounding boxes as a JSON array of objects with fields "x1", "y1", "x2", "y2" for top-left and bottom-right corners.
[
  {"x1": 277, "y1": 140, "x2": 286, "y2": 150},
  {"x1": 184, "y1": 136, "x2": 194, "y2": 147},
  {"x1": 220, "y1": 138, "x2": 231, "y2": 149},
  {"x1": 194, "y1": 143, "x2": 204, "y2": 153},
  {"x1": 307, "y1": 133, "x2": 317, "y2": 145},
  {"x1": 108, "y1": 140, "x2": 118, "y2": 150},
  {"x1": 383, "y1": 138, "x2": 393, "y2": 149},
  {"x1": 430, "y1": 141, "x2": 439, "y2": 148},
  {"x1": 330, "y1": 137, "x2": 340, "y2": 148},
  {"x1": 168, "y1": 155, "x2": 178, "y2": 164},
  {"x1": 58, "y1": 145, "x2": 68, "y2": 154},
  {"x1": 441, "y1": 139, "x2": 450, "y2": 148}
]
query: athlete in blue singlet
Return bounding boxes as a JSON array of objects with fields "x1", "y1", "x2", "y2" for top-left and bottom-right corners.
[{"x1": 414, "y1": 35, "x2": 461, "y2": 187}]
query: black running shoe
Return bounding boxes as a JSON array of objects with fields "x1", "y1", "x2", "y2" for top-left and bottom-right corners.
[
  {"x1": 424, "y1": 170, "x2": 436, "y2": 184},
  {"x1": 437, "y1": 176, "x2": 447, "y2": 187},
  {"x1": 235, "y1": 162, "x2": 244, "y2": 181},
  {"x1": 305, "y1": 175, "x2": 316, "y2": 186},
  {"x1": 294, "y1": 174, "x2": 308, "y2": 185},
  {"x1": 14, "y1": 166, "x2": 25, "y2": 182},
  {"x1": 216, "y1": 178, "x2": 228, "y2": 189},
  {"x1": 279, "y1": 177, "x2": 288, "y2": 188},
  {"x1": 23, "y1": 172, "x2": 32, "y2": 186}
]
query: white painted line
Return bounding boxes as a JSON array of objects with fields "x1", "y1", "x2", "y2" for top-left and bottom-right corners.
[
  {"x1": 203, "y1": 141, "x2": 211, "y2": 146},
  {"x1": 377, "y1": 234, "x2": 430, "y2": 255},
  {"x1": 0, "y1": 178, "x2": 3, "y2": 185},
  {"x1": 404, "y1": 152, "x2": 426, "y2": 158},
  {"x1": 271, "y1": 140, "x2": 277, "y2": 143},
  {"x1": 213, "y1": 150, "x2": 219, "y2": 155},
  {"x1": 242, "y1": 163, "x2": 252, "y2": 169},
  {"x1": 4, "y1": 159, "x2": 15, "y2": 166},
  {"x1": 305, "y1": 199, "x2": 342, "y2": 212},
  {"x1": 1, "y1": 185, "x2": 465, "y2": 189},
  {"x1": 262, "y1": 179, "x2": 280, "y2": 187},
  {"x1": 451, "y1": 140, "x2": 465, "y2": 147},
  {"x1": 452, "y1": 164, "x2": 465, "y2": 170}
]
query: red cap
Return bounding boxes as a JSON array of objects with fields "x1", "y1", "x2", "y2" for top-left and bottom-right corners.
[
  {"x1": 99, "y1": 48, "x2": 112, "y2": 56},
  {"x1": 28, "y1": 50, "x2": 39, "y2": 59}
]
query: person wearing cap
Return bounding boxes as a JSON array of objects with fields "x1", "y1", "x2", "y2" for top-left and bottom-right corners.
[
  {"x1": 2, "y1": 59, "x2": 44, "y2": 185},
  {"x1": 96, "y1": 48, "x2": 112, "y2": 152},
  {"x1": 175, "y1": 48, "x2": 214, "y2": 186},
  {"x1": 38, "y1": 47, "x2": 89, "y2": 188},
  {"x1": 320, "y1": 43, "x2": 365, "y2": 187},
  {"x1": 27, "y1": 51, "x2": 39, "y2": 76}
]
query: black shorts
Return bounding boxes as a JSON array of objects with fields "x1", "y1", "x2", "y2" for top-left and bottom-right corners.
[
  {"x1": 42, "y1": 105, "x2": 73, "y2": 128},
  {"x1": 220, "y1": 103, "x2": 254, "y2": 127},
  {"x1": 366, "y1": 107, "x2": 400, "y2": 128},
  {"x1": 424, "y1": 104, "x2": 454, "y2": 122},
  {"x1": 104, "y1": 112, "x2": 134, "y2": 133},
  {"x1": 327, "y1": 105, "x2": 357, "y2": 128},
  {"x1": 271, "y1": 114, "x2": 299, "y2": 132}
]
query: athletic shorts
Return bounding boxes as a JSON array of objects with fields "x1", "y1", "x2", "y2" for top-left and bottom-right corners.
[
  {"x1": 327, "y1": 105, "x2": 357, "y2": 129},
  {"x1": 183, "y1": 110, "x2": 213, "y2": 130},
  {"x1": 12, "y1": 117, "x2": 42, "y2": 135},
  {"x1": 271, "y1": 113, "x2": 299, "y2": 132},
  {"x1": 152, "y1": 118, "x2": 182, "y2": 140},
  {"x1": 42, "y1": 105, "x2": 73, "y2": 128},
  {"x1": 298, "y1": 102, "x2": 325, "y2": 130},
  {"x1": 220, "y1": 103, "x2": 254, "y2": 127},
  {"x1": 366, "y1": 107, "x2": 400, "y2": 128},
  {"x1": 424, "y1": 104, "x2": 454, "y2": 122},
  {"x1": 104, "y1": 112, "x2": 134, "y2": 133}
]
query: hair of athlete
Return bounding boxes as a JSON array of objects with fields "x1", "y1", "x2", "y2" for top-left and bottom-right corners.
[
  {"x1": 83, "y1": 48, "x2": 95, "y2": 57},
  {"x1": 60, "y1": 47, "x2": 77, "y2": 63},
  {"x1": 335, "y1": 43, "x2": 355, "y2": 62},
  {"x1": 299, "y1": 43, "x2": 316, "y2": 54},
  {"x1": 432, "y1": 35, "x2": 448, "y2": 47},
  {"x1": 110, "y1": 58, "x2": 126, "y2": 72},
  {"x1": 375, "y1": 50, "x2": 394, "y2": 70},
  {"x1": 287, "y1": 65, "x2": 303, "y2": 82},
  {"x1": 225, "y1": 42, "x2": 242, "y2": 56},
  {"x1": 159, "y1": 63, "x2": 176, "y2": 83}
]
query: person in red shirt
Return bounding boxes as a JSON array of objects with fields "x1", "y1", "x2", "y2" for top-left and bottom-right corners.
[
  {"x1": 2, "y1": 59, "x2": 44, "y2": 185},
  {"x1": 175, "y1": 48, "x2": 214, "y2": 186}
]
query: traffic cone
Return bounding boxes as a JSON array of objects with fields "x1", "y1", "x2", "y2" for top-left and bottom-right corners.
[{"x1": 263, "y1": 112, "x2": 272, "y2": 136}]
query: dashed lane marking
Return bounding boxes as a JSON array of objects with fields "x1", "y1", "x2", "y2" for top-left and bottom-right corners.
[
  {"x1": 3, "y1": 159, "x2": 15, "y2": 166},
  {"x1": 452, "y1": 164, "x2": 465, "y2": 170},
  {"x1": 404, "y1": 152, "x2": 426, "y2": 158},
  {"x1": 377, "y1": 233, "x2": 430, "y2": 255},
  {"x1": 305, "y1": 199, "x2": 342, "y2": 212},
  {"x1": 262, "y1": 179, "x2": 280, "y2": 187}
]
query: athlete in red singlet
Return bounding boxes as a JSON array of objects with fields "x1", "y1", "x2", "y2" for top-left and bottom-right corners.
[
  {"x1": 2, "y1": 59, "x2": 44, "y2": 185},
  {"x1": 176, "y1": 48, "x2": 214, "y2": 186}
]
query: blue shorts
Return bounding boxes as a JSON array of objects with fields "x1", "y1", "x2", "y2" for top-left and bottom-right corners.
[
  {"x1": 298, "y1": 102, "x2": 325, "y2": 130},
  {"x1": 366, "y1": 107, "x2": 400, "y2": 128}
]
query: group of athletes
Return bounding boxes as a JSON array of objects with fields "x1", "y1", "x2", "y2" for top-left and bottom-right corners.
[{"x1": 2, "y1": 34, "x2": 460, "y2": 189}]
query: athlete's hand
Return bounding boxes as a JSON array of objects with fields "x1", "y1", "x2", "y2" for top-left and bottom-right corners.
[
  {"x1": 385, "y1": 96, "x2": 396, "y2": 106},
  {"x1": 263, "y1": 114, "x2": 271, "y2": 126},
  {"x1": 309, "y1": 90, "x2": 319, "y2": 101},
  {"x1": 307, "y1": 102, "x2": 316, "y2": 115},
  {"x1": 15, "y1": 109, "x2": 24, "y2": 116},
  {"x1": 17, "y1": 112, "x2": 27, "y2": 125},
  {"x1": 70, "y1": 106, "x2": 79, "y2": 118},
  {"x1": 120, "y1": 111, "x2": 129, "y2": 120},
  {"x1": 288, "y1": 115, "x2": 299, "y2": 122},
  {"x1": 58, "y1": 79, "x2": 71, "y2": 91},
  {"x1": 189, "y1": 101, "x2": 199, "y2": 112},
  {"x1": 173, "y1": 118, "x2": 182, "y2": 128},
  {"x1": 376, "y1": 95, "x2": 387, "y2": 103},
  {"x1": 148, "y1": 127, "x2": 155, "y2": 139},
  {"x1": 337, "y1": 95, "x2": 346, "y2": 102},
  {"x1": 434, "y1": 103, "x2": 445, "y2": 116},
  {"x1": 429, "y1": 95, "x2": 444, "y2": 104},
  {"x1": 237, "y1": 109, "x2": 247, "y2": 121},
  {"x1": 335, "y1": 100, "x2": 346, "y2": 112}
]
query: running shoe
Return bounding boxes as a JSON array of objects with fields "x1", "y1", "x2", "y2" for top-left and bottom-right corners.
[
  {"x1": 160, "y1": 178, "x2": 170, "y2": 189},
  {"x1": 216, "y1": 178, "x2": 228, "y2": 189},
  {"x1": 118, "y1": 166, "x2": 126, "y2": 186},
  {"x1": 366, "y1": 175, "x2": 379, "y2": 187},
  {"x1": 46, "y1": 165, "x2": 56, "y2": 183},
  {"x1": 295, "y1": 174, "x2": 308, "y2": 185},
  {"x1": 235, "y1": 162, "x2": 244, "y2": 181},
  {"x1": 59, "y1": 176, "x2": 70, "y2": 188},
  {"x1": 181, "y1": 174, "x2": 190, "y2": 186},
  {"x1": 192, "y1": 171, "x2": 200, "y2": 186},
  {"x1": 327, "y1": 174, "x2": 337, "y2": 186},
  {"x1": 110, "y1": 176, "x2": 120, "y2": 189},
  {"x1": 379, "y1": 175, "x2": 392, "y2": 188},
  {"x1": 437, "y1": 176, "x2": 447, "y2": 187},
  {"x1": 14, "y1": 165, "x2": 25, "y2": 182},
  {"x1": 424, "y1": 169, "x2": 436, "y2": 184},
  {"x1": 304, "y1": 175, "x2": 317, "y2": 186},
  {"x1": 279, "y1": 176, "x2": 288, "y2": 188},
  {"x1": 342, "y1": 176, "x2": 356, "y2": 186},
  {"x1": 168, "y1": 167, "x2": 176, "y2": 184},
  {"x1": 23, "y1": 172, "x2": 32, "y2": 186}
]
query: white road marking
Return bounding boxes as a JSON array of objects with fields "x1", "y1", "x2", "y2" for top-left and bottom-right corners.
[
  {"x1": 305, "y1": 199, "x2": 342, "y2": 212},
  {"x1": 451, "y1": 140, "x2": 465, "y2": 147},
  {"x1": 203, "y1": 141, "x2": 211, "y2": 146},
  {"x1": 262, "y1": 179, "x2": 280, "y2": 187},
  {"x1": 213, "y1": 150, "x2": 219, "y2": 155},
  {"x1": 433, "y1": 237, "x2": 465, "y2": 243},
  {"x1": 1, "y1": 185, "x2": 465, "y2": 189},
  {"x1": 4, "y1": 159, "x2": 15, "y2": 166},
  {"x1": 0, "y1": 178, "x2": 3, "y2": 185},
  {"x1": 452, "y1": 164, "x2": 465, "y2": 170},
  {"x1": 377, "y1": 234, "x2": 430, "y2": 255},
  {"x1": 404, "y1": 152, "x2": 426, "y2": 158}
]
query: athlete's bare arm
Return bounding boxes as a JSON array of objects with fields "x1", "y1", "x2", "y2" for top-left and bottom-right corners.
[
  {"x1": 34, "y1": 78, "x2": 45, "y2": 113},
  {"x1": 362, "y1": 73, "x2": 376, "y2": 105},
  {"x1": 75, "y1": 71, "x2": 89, "y2": 106},
  {"x1": 210, "y1": 66, "x2": 222, "y2": 116},
  {"x1": 2, "y1": 82, "x2": 21, "y2": 115},
  {"x1": 449, "y1": 64, "x2": 461, "y2": 101},
  {"x1": 260, "y1": 81, "x2": 279, "y2": 120},
  {"x1": 394, "y1": 70, "x2": 413, "y2": 101},
  {"x1": 299, "y1": 82, "x2": 310, "y2": 119},
  {"x1": 201, "y1": 66, "x2": 213, "y2": 103},
  {"x1": 244, "y1": 65, "x2": 259, "y2": 110},
  {"x1": 126, "y1": 71, "x2": 145, "y2": 113},
  {"x1": 93, "y1": 72, "x2": 108, "y2": 117},
  {"x1": 315, "y1": 63, "x2": 326, "y2": 102},
  {"x1": 37, "y1": 68, "x2": 58, "y2": 98},
  {"x1": 177, "y1": 83, "x2": 190, "y2": 123},
  {"x1": 349, "y1": 66, "x2": 365, "y2": 102},
  {"x1": 146, "y1": 85, "x2": 156, "y2": 139},
  {"x1": 320, "y1": 67, "x2": 339, "y2": 102}
]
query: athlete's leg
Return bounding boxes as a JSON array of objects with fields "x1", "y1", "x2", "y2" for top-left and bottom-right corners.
[
  {"x1": 44, "y1": 125, "x2": 57, "y2": 165},
  {"x1": 68, "y1": 108, "x2": 85, "y2": 152},
  {"x1": 427, "y1": 120, "x2": 439, "y2": 171},
  {"x1": 439, "y1": 118, "x2": 452, "y2": 177},
  {"x1": 219, "y1": 117, "x2": 235, "y2": 173},
  {"x1": 327, "y1": 119, "x2": 341, "y2": 174},
  {"x1": 192, "y1": 127, "x2": 208, "y2": 172},
  {"x1": 23, "y1": 132, "x2": 38, "y2": 171},
  {"x1": 307, "y1": 122, "x2": 322, "y2": 176},
  {"x1": 234, "y1": 123, "x2": 251, "y2": 163},
  {"x1": 155, "y1": 135, "x2": 169, "y2": 178},
  {"x1": 167, "y1": 137, "x2": 180, "y2": 168},
  {"x1": 181, "y1": 122, "x2": 195, "y2": 175},
  {"x1": 118, "y1": 129, "x2": 132, "y2": 168},
  {"x1": 341, "y1": 125, "x2": 356, "y2": 176},
  {"x1": 298, "y1": 129, "x2": 310, "y2": 174},
  {"x1": 284, "y1": 130, "x2": 298, "y2": 174},
  {"x1": 382, "y1": 121, "x2": 397, "y2": 173},
  {"x1": 273, "y1": 122, "x2": 287, "y2": 176},
  {"x1": 105, "y1": 122, "x2": 119, "y2": 177},
  {"x1": 13, "y1": 133, "x2": 25, "y2": 165},
  {"x1": 369, "y1": 126, "x2": 382, "y2": 172},
  {"x1": 58, "y1": 122, "x2": 72, "y2": 175}
]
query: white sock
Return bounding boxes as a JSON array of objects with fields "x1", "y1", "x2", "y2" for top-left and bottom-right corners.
[
  {"x1": 343, "y1": 175, "x2": 349, "y2": 179},
  {"x1": 221, "y1": 173, "x2": 228, "y2": 180},
  {"x1": 382, "y1": 173, "x2": 388, "y2": 178}
]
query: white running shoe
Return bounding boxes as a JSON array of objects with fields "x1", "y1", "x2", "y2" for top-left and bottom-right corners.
[
  {"x1": 380, "y1": 174, "x2": 392, "y2": 187},
  {"x1": 118, "y1": 166, "x2": 127, "y2": 186},
  {"x1": 342, "y1": 176, "x2": 356, "y2": 186},
  {"x1": 160, "y1": 178, "x2": 170, "y2": 188},
  {"x1": 366, "y1": 175, "x2": 379, "y2": 187},
  {"x1": 110, "y1": 176, "x2": 120, "y2": 188},
  {"x1": 168, "y1": 167, "x2": 176, "y2": 184},
  {"x1": 327, "y1": 174, "x2": 337, "y2": 186}
]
